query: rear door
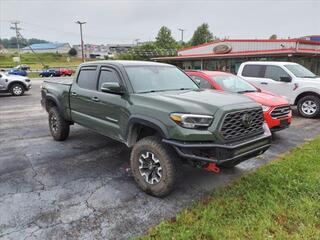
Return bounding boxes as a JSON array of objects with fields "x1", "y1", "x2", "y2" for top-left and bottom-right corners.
[
  {"x1": 69, "y1": 65, "x2": 99, "y2": 128},
  {"x1": 239, "y1": 64, "x2": 267, "y2": 88}
]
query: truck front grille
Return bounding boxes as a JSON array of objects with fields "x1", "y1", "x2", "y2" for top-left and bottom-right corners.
[
  {"x1": 220, "y1": 108, "x2": 264, "y2": 141},
  {"x1": 270, "y1": 106, "x2": 291, "y2": 118}
]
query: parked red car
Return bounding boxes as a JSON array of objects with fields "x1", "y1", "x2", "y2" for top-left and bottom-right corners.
[
  {"x1": 59, "y1": 68, "x2": 73, "y2": 76},
  {"x1": 186, "y1": 70, "x2": 292, "y2": 132}
]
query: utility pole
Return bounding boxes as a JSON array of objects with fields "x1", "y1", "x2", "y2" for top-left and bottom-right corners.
[
  {"x1": 178, "y1": 28, "x2": 186, "y2": 44},
  {"x1": 75, "y1": 21, "x2": 86, "y2": 62},
  {"x1": 10, "y1": 21, "x2": 22, "y2": 63},
  {"x1": 134, "y1": 38, "x2": 140, "y2": 46}
]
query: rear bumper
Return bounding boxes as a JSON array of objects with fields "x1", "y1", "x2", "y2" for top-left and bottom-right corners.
[{"x1": 163, "y1": 125, "x2": 272, "y2": 166}]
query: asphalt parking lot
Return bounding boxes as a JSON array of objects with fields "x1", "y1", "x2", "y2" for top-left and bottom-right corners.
[{"x1": 1, "y1": 78, "x2": 320, "y2": 240}]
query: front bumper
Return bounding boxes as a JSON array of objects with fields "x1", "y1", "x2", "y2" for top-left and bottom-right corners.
[
  {"x1": 163, "y1": 125, "x2": 272, "y2": 166},
  {"x1": 264, "y1": 107, "x2": 292, "y2": 132}
]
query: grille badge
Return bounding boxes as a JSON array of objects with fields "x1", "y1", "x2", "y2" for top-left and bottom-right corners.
[{"x1": 242, "y1": 113, "x2": 254, "y2": 128}]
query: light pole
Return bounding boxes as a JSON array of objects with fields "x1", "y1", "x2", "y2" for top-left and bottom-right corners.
[
  {"x1": 76, "y1": 21, "x2": 86, "y2": 62},
  {"x1": 178, "y1": 28, "x2": 186, "y2": 44}
]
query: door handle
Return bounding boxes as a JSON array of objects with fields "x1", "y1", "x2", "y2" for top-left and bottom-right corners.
[
  {"x1": 71, "y1": 92, "x2": 77, "y2": 96},
  {"x1": 261, "y1": 82, "x2": 268, "y2": 85},
  {"x1": 91, "y1": 97, "x2": 100, "y2": 102}
]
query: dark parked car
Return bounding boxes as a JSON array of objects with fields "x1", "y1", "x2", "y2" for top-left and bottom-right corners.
[
  {"x1": 8, "y1": 68, "x2": 28, "y2": 77},
  {"x1": 39, "y1": 69, "x2": 61, "y2": 77}
]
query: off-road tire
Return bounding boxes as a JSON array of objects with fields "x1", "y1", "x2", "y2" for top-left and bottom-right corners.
[
  {"x1": 130, "y1": 136, "x2": 179, "y2": 197},
  {"x1": 48, "y1": 107, "x2": 70, "y2": 141},
  {"x1": 297, "y1": 95, "x2": 320, "y2": 118},
  {"x1": 10, "y1": 83, "x2": 25, "y2": 96}
]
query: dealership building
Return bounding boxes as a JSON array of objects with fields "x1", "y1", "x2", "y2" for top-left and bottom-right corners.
[{"x1": 154, "y1": 36, "x2": 320, "y2": 74}]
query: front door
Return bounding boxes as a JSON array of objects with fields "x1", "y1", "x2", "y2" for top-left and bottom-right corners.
[
  {"x1": 260, "y1": 65, "x2": 296, "y2": 100},
  {"x1": 90, "y1": 66, "x2": 129, "y2": 141},
  {"x1": 0, "y1": 74, "x2": 6, "y2": 90}
]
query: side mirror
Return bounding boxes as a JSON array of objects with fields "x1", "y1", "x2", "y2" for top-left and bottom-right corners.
[
  {"x1": 280, "y1": 76, "x2": 292, "y2": 82},
  {"x1": 100, "y1": 82, "x2": 124, "y2": 94}
]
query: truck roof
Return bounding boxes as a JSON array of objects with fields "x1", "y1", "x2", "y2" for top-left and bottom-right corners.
[
  {"x1": 79, "y1": 60, "x2": 172, "y2": 67},
  {"x1": 241, "y1": 61, "x2": 298, "y2": 66}
]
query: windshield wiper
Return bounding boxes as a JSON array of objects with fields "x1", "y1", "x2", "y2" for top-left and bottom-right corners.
[
  {"x1": 237, "y1": 90, "x2": 257, "y2": 93},
  {"x1": 302, "y1": 76, "x2": 317, "y2": 78}
]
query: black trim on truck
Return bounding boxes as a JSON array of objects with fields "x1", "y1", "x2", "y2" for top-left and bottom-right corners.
[{"x1": 163, "y1": 130, "x2": 271, "y2": 165}]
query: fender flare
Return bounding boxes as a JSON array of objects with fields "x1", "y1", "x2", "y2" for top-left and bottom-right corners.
[
  {"x1": 125, "y1": 115, "x2": 169, "y2": 147},
  {"x1": 43, "y1": 93, "x2": 63, "y2": 113}
]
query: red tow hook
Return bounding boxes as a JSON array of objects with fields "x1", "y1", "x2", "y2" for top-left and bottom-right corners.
[{"x1": 204, "y1": 163, "x2": 220, "y2": 173}]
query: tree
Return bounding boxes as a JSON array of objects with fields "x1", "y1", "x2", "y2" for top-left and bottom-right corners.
[
  {"x1": 155, "y1": 26, "x2": 177, "y2": 49},
  {"x1": 269, "y1": 34, "x2": 277, "y2": 40},
  {"x1": 68, "y1": 47, "x2": 78, "y2": 56},
  {"x1": 190, "y1": 23, "x2": 214, "y2": 46}
]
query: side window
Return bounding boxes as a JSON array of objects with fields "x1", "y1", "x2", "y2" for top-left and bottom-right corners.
[
  {"x1": 77, "y1": 66, "x2": 97, "y2": 90},
  {"x1": 264, "y1": 65, "x2": 290, "y2": 81},
  {"x1": 98, "y1": 68, "x2": 121, "y2": 90},
  {"x1": 191, "y1": 76, "x2": 214, "y2": 89},
  {"x1": 242, "y1": 65, "x2": 264, "y2": 78}
]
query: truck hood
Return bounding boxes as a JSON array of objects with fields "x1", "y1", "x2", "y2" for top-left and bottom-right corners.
[
  {"x1": 296, "y1": 77, "x2": 320, "y2": 85},
  {"x1": 132, "y1": 89, "x2": 259, "y2": 115},
  {"x1": 243, "y1": 91, "x2": 289, "y2": 107},
  {"x1": 4, "y1": 74, "x2": 28, "y2": 81}
]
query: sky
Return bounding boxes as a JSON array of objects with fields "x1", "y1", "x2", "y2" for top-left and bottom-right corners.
[{"x1": 0, "y1": 0, "x2": 319, "y2": 46}]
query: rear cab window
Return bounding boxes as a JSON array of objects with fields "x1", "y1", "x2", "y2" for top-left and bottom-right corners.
[{"x1": 77, "y1": 66, "x2": 98, "y2": 90}]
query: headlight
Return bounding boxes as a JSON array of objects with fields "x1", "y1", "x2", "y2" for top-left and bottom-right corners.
[
  {"x1": 170, "y1": 113, "x2": 213, "y2": 129},
  {"x1": 261, "y1": 105, "x2": 270, "y2": 112}
]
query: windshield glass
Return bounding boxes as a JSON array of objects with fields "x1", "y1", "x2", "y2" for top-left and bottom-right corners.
[
  {"x1": 212, "y1": 75, "x2": 257, "y2": 93},
  {"x1": 125, "y1": 65, "x2": 199, "y2": 93},
  {"x1": 284, "y1": 64, "x2": 317, "y2": 78}
]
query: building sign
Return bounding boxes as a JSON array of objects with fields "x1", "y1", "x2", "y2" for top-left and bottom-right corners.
[{"x1": 213, "y1": 43, "x2": 232, "y2": 54}]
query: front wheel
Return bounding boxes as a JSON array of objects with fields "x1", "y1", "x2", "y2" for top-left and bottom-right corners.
[
  {"x1": 130, "y1": 136, "x2": 179, "y2": 197},
  {"x1": 48, "y1": 107, "x2": 70, "y2": 141},
  {"x1": 11, "y1": 83, "x2": 25, "y2": 96},
  {"x1": 297, "y1": 95, "x2": 320, "y2": 118}
]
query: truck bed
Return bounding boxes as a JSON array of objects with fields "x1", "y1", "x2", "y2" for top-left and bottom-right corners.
[
  {"x1": 41, "y1": 78, "x2": 73, "y2": 120},
  {"x1": 43, "y1": 77, "x2": 73, "y2": 85}
]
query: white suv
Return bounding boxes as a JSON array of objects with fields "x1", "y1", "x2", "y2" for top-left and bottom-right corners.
[{"x1": 237, "y1": 61, "x2": 320, "y2": 118}]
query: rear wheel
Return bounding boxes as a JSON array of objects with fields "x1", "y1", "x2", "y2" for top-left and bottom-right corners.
[
  {"x1": 11, "y1": 83, "x2": 25, "y2": 96},
  {"x1": 297, "y1": 95, "x2": 320, "y2": 118},
  {"x1": 48, "y1": 107, "x2": 70, "y2": 141},
  {"x1": 130, "y1": 136, "x2": 179, "y2": 197}
]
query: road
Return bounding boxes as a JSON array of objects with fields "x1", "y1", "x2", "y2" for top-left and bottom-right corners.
[{"x1": 1, "y1": 78, "x2": 320, "y2": 240}]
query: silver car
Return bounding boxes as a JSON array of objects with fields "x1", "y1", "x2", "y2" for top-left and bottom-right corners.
[{"x1": 0, "y1": 72, "x2": 32, "y2": 96}]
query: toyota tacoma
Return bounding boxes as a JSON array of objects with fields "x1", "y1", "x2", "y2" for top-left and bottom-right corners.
[{"x1": 41, "y1": 61, "x2": 272, "y2": 197}]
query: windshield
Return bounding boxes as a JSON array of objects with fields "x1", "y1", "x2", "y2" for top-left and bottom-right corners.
[
  {"x1": 284, "y1": 64, "x2": 317, "y2": 78},
  {"x1": 213, "y1": 75, "x2": 257, "y2": 93},
  {"x1": 125, "y1": 65, "x2": 199, "y2": 93}
]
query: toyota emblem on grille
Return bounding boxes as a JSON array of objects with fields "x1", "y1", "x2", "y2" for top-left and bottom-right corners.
[{"x1": 242, "y1": 114, "x2": 253, "y2": 128}]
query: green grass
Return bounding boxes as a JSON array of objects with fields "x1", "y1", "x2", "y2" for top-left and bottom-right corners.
[
  {"x1": 140, "y1": 136, "x2": 320, "y2": 240},
  {"x1": 0, "y1": 52, "x2": 84, "y2": 69}
]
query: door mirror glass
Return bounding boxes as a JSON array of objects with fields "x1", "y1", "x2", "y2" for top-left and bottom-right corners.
[
  {"x1": 280, "y1": 76, "x2": 292, "y2": 82},
  {"x1": 100, "y1": 82, "x2": 123, "y2": 94}
]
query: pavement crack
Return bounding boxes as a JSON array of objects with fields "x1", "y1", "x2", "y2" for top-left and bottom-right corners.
[{"x1": 25, "y1": 154, "x2": 46, "y2": 191}]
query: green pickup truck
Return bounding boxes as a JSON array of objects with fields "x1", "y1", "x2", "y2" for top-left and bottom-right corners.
[{"x1": 41, "y1": 61, "x2": 272, "y2": 197}]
